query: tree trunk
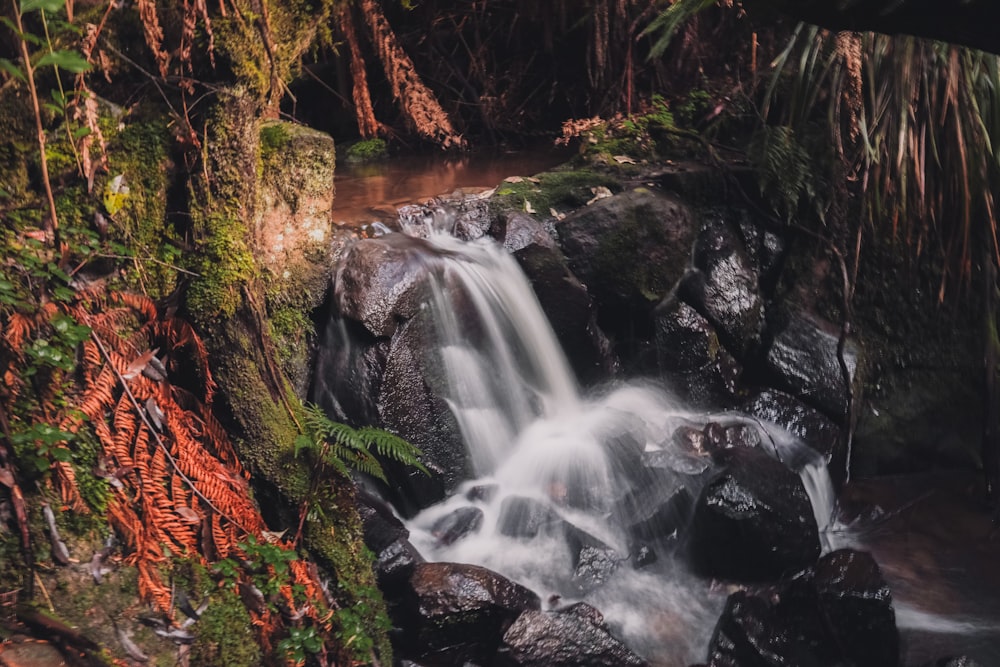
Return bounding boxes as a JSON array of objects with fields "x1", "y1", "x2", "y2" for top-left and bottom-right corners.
[
  {"x1": 340, "y1": 3, "x2": 383, "y2": 138},
  {"x1": 358, "y1": 0, "x2": 464, "y2": 148}
]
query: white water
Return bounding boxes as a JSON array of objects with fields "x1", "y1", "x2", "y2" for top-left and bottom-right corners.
[{"x1": 386, "y1": 229, "x2": 845, "y2": 664}]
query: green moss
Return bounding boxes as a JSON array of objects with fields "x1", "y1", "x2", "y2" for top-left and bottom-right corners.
[
  {"x1": 490, "y1": 168, "x2": 621, "y2": 217},
  {"x1": 260, "y1": 122, "x2": 291, "y2": 162},
  {"x1": 345, "y1": 138, "x2": 388, "y2": 163},
  {"x1": 186, "y1": 210, "x2": 256, "y2": 318},
  {"x1": 213, "y1": 0, "x2": 338, "y2": 98},
  {"x1": 191, "y1": 588, "x2": 262, "y2": 667}
]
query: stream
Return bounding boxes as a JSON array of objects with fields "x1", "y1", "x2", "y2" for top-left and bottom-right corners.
[{"x1": 322, "y1": 154, "x2": 1000, "y2": 666}]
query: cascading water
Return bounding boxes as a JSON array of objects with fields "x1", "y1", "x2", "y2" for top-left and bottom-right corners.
[{"x1": 354, "y1": 225, "x2": 847, "y2": 664}]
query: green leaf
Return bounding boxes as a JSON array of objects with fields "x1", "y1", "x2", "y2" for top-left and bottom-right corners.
[
  {"x1": 36, "y1": 49, "x2": 91, "y2": 73},
  {"x1": 49, "y1": 447, "x2": 72, "y2": 462},
  {"x1": 72, "y1": 126, "x2": 92, "y2": 139},
  {"x1": 21, "y1": 0, "x2": 66, "y2": 13},
  {"x1": 293, "y1": 434, "x2": 314, "y2": 458},
  {"x1": 0, "y1": 57, "x2": 26, "y2": 83}
]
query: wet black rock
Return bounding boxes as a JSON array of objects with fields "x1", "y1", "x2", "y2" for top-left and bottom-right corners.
[
  {"x1": 375, "y1": 537, "x2": 425, "y2": 591},
  {"x1": 679, "y1": 212, "x2": 764, "y2": 360},
  {"x1": 357, "y1": 487, "x2": 409, "y2": 552},
  {"x1": 702, "y1": 421, "x2": 762, "y2": 455},
  {"x1": 707, "y1": 591, "x2": 809, "y2": 667},
  {"x1": 689, "y1": 446, "x2": 820, "y2": 580},
  {"x1": 740, "y1": 389, "x2": 845, "y2": 486},
  {"x1": 563, "y1": 524, "x2": 622, "y2": 592},
  {"x1": 764, "y1": 310, "x2": 860, "y2": 419},
  {"x1": 514, "y1": 243, "x2": 616, "y2": 383},
  {"x1": 396, "y1": 562, "x2": 541, "y2": 663},
  {"x1": 557, "y1": 188, "x2": 696, "y2": 355},
  {"x1": 494, "y1": 211, "x2": 558, "y2": 252},
  {"x1": 498, "y1": 496, "x2": 562, "y2": 538},
  {"x1": 498, "y1": 608, "x2": 647, "y2": 666},
  {"x1": 355, "y1": 487, "x2": 425, "y2": 591},
  {"x1": 706, "y1": 548, "x2": 899, "y2": 667},
  {"x1": 431, "y1": 506, "x2": 484, "y2": 546},
  {"x1": 654, "y1": 295, "x2": 742, "y2": 407},
  {"x1": 334, "y1": 235, "x2": 435, "y2": 338},
  {"x1": 378, "y1": 315, "x2": 468, "y2": 510},
  {"x1": 812, "y1": 549, "x2": 898, "y2": 667},
  {"x1": 624, "y1": 486, "x2": 694, "y2": 544},
  {"x1": 558, "y1": 187, "x2": 695, "y2": 306}
]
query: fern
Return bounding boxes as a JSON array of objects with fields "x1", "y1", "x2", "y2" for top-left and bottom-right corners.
[
  {"x1": 299, "y1": 404, "x2": 428, "y2": 482},
  {"x1": 643, "y1": 0, "x2": 717, "y2": 60}
]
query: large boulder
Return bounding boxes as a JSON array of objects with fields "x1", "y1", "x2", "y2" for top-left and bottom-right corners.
[
  {"x1": 557, "y1": 187, "x2": 697, "y2": 347},
  {"x1": 256, "y1": 121, "x2": 339, "y2": 395},
  {"x1": 764, "y1": 310, "x2": 860, "y2": 419},
  {"x1": 678, "y1": 211, "x2": 764, "y2": 360},
  {"x1": 810, "y1": 549, "x2": 898, "y2": 667},
  {"x1": 498, "y1": 606, "x2": 647, "y2": 666},
  {"x1": 395, "y1": 562, "x2": 541, "y2": 663},
  {"x1": 688, "y1": 446, "x2": 820, "y2": 580},
  {"x1": 706, "y1": 548, "x2": 898, "y2": 667},
  {"x1": 323, "y1": 234, "x2": 475, "y2": 512},
  {"x1": 654, "y1": 295, "x2": 741, "y2": 407}
]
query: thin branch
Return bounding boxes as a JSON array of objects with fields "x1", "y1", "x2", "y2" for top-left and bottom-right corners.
[{"x1": 11, "y1": 0, "x2": 61, "y2": 251}]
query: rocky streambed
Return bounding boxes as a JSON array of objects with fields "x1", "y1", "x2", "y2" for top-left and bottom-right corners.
[{"x1": 314, "y1": 156, "x2": 995, "y2": 666}]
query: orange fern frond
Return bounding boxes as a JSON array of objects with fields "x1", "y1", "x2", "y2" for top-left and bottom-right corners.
[
  {"x1": 52, "y1": 459, "x2": 88, "y2": 513},
  {"x1": 3, "y1": 312, "x2": 33, "y2": 354}
]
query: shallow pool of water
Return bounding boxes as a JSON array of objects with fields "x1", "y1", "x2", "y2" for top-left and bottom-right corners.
[{"x1": 332, "y1": 147, "x2": 572, "y2": 225}]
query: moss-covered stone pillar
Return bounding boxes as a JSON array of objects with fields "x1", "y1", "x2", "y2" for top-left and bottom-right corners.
[{"x1": 184, "y1": 87, "x2": 392, "y2": 664}]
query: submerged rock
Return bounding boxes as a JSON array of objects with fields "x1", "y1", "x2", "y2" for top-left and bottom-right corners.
[
  {"x1": 563, "y1": 524, "x2": 622, "y2": 592},
  {"x1": 431, "y1": 506, "x2": 484, "y2": 546},
  {"x1": 497, "y1": 496, "x2": 562, "y2": 538},
  {"x1": 689, "y1": 446, "x2": 820, "y2": 580},
  {"x1": 498, "y1": 608, "x2": 647, "y2": 666}
]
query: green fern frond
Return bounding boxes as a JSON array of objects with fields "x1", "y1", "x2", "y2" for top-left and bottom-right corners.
[
  {"x1": 300, "y1": 403, "x2": 428, "y2": 481},
  {"x1": 643, "y1": 0, "x2": 717, "y2": 60},
  {"x1": 356, "y1": 426, "x2": 429, "y2": 475}
]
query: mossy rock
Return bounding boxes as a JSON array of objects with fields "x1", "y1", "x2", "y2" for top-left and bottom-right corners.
[
  {"x1": 191, "y1": 588, "x2": 262, "y2": 667},
  {"x1": 257, "y1": 120, "x2": 338, "y2": 393},
  {"x1": 344, "y1": 138, "x2": 389, "y2": 163},
  {"x1": 489, "y1": 168, "x2": 621, "y2": 219}
]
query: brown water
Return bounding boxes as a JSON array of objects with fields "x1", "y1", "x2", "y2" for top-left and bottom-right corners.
[
  {"x1": 840, "y1": 473, "x2": 1000, "y2": 664},
  {"x1": 331, "y1": 147, "x2": 572, "y2": 225}
]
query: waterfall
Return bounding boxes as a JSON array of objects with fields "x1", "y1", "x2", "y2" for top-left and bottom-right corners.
[
  {"x1": 421, "y1": 233, "x2": 579, "y2": 473},
  {"x1": 326, "y1": 226, "x2": 845, "y2": 664}
]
